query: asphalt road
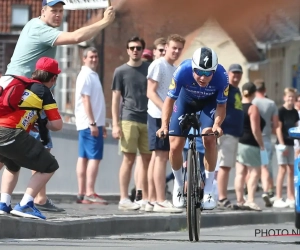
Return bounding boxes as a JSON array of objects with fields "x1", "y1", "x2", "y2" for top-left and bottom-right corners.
[{"x1": 0, "y1": 223, "x2": 299, "y2": 249}]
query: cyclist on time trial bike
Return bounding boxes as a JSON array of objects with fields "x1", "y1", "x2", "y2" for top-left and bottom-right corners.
[{"x1": 156, "y1": 47, "x2": 229, "y2": 210}]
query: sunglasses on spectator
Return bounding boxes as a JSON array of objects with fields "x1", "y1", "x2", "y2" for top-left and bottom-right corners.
[
  {"x1": 194, "y1": 68, "x2": 214, "y2": 77},
  {"x1": 157, "y1": 49, "x2": 165, "y2": 53},
  {"x1": 129, "y1": 46, "x2": 142, "y2": 51}
]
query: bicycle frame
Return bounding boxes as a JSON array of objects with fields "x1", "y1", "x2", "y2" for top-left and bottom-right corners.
[
  {"x1": 183, "y1": 127, "x2": 206, "y2": 208},
  {"x1": 181, "y1": 112, "x2": 210, "y2": 193},
  {"x1": 180, "y1": 112, "x2": 218, "y2": 242}
]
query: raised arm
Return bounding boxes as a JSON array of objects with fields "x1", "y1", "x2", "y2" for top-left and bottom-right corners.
[{"x1": 54, "y1": 7, "x2": 115, "y2": 45}]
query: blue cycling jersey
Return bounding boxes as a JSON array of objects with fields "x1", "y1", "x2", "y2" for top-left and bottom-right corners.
[{"x1": 167, "y1": 59, "x2": 229, "y2": 104}]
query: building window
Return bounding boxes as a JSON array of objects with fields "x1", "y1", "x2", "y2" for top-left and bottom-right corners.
[{"x1": 11, "y1": 5, "x2": 31, "y2": 29}]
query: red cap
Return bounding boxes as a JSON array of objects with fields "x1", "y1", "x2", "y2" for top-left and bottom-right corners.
[
  {"x1": 142, "y1": 49, "x2": 153, "y2": 60},
  {"x1": 35, "y1": 57, "x2": 61, "y2": 75}
]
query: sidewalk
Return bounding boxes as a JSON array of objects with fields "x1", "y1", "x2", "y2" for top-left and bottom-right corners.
[{"x1": 0, "y1": 190, "x2": 294, "y2": 239}]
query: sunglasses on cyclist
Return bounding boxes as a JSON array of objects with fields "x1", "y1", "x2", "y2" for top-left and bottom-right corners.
[
  {"x1": 129, "y1": 46, "x2": 142, "y2": 51},
  {"x1": 194, "y1": 68, "x2": 214, "y2": 77}
]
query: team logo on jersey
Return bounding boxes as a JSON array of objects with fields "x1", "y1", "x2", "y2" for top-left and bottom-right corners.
[
  {"x1": 223, "y1": 85, "x2": 229, "y2": 97},
  {"x1": 210, "y1": 108, "x2": 216, "y2": 119},
  {"x1": 234, "y1": 93, "x2": 242, "y2": 110},
  {"x1": 169, "y1": 79, "x2": 176, "y2": 90}
]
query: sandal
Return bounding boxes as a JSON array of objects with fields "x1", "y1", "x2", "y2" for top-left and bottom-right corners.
[
  {"x1": 218, "y1": 198, "x2": 239, "y2": 210},
  {"x1": 243, "y1": 201, "x2": 262, "y2": 211},
  {"x1": 235, "y1": 202, "x2": 250, "y2": 210}
]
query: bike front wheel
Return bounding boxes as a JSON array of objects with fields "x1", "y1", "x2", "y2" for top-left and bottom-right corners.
[{"x1": 187, "y1": 148, "x2": 201, "y2": 241}]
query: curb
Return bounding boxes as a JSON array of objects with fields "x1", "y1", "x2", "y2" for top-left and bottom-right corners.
[
  {"x1": 0, "y1": 210, "x2": 294, "y2": 239},
  {"x1": 11, "y1": 186, "x2": 287, "y2": 203},
  {"x1": 11, "y1": 194, "x2": 121, "y2": 204}
]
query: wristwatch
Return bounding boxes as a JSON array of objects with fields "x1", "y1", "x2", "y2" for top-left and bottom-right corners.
[{"x1": 90, "y1": 122, "x2": 96, "y2": 126}]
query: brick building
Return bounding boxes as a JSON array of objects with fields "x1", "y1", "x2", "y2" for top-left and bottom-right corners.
[{"x1": 1, "y1": 0, "x2": 300, "y2": 120}]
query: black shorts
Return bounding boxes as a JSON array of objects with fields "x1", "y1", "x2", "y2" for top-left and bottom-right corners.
[
  {"x1": 147, "y1": 114, "x2": 170, "y2": 151},
  {"x1": 0, "y1": 129, "x2": 58, "y2": 173}
]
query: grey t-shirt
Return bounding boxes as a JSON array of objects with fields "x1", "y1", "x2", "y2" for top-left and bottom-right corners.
[
  {"x1": 112, "y1": 62, "x2": 150, "y2": 124},
  {"x1": 6, "y1": 18, "x2": 61, "y2": 77},
  {"x1": 252, "y1": 97, "x2": 278, "y2": 139}
]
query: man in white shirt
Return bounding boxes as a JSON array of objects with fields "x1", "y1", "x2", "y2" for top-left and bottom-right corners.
[
  {"x1": 75, "y1": 47, "x2": 107, "y2": 204},
  {"x1": 145, "y1": 34, "x2": 185, "y2": 212}
]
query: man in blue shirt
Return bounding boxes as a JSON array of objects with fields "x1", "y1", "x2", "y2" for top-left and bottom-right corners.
[
  {"x1": 157, "y1": 47, "x2": 229, "y2": 210},
  {"x1": 217, "y1": 64, "x2": 244, "y2": 209}
]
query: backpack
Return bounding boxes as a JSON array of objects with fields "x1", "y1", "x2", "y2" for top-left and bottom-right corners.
[{"x1": 0, "y1": 74, "x2": 42, "y2": 117}]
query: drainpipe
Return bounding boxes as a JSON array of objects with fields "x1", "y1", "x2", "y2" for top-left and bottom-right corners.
[{"x1": 99, "y1": 9, "x2": 105, "y2": 88}]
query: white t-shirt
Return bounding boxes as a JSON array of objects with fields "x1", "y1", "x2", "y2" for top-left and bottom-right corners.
[
  {"x1": 75, "y1": 66, "x2": 106, "y2": 130},
  {"x1": 147, "y1": 57, "x2": 177, "y2": 118}
]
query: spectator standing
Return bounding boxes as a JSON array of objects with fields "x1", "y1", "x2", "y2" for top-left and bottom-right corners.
[
  {"x1": 252, "y1": 79, "x2": 279, "y2": 207},
  {"x1": 145, "y1": 34, "x2": 185, "y2": 213},
  {"x1": 75, "y1": 47, "x2": 107, "y2": 204},
  {"x1": 217, "y1": 64, "x2": 244, "y2": 209},
  {"x1": 131, "y1": 47, "x2": 153, "y2": 202},
  {"x1": 235, "y1": 82, "x2": 266, "y2": 211},
  {"x1": 112, "y1": 36, "x2": 151, "y2": 210},
  {"x1": 273, "y1": 88, "x2": 299, "y2": 208},
  {"x1": 153, "y1": 37, "x2": 166, "y2": 59},
  {"x1": 142, "y1": 49, "x2": 154, "y2": 62},
  {"x1": 130, "y1": 39, "x2": 166, "y2": 203}
]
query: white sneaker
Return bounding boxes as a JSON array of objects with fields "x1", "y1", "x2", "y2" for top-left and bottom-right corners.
[
  {"x1": 172, "y1": 181, "x2": 184, "y2": 208},
  {"x1": 202, "y1": 193, "x2": 216, "y2": 210},
  {"x1": 118, "y1": 198, "x2": 140, "y2": 211},
  {"x1": 286, "y1": 199, "x2": 295, "y2": 208},
  {"x1": 273, "y1": 198, "x2": 289, "y2": 208},
  {"x1": 135, "y1": 199, "x2": 147, "y2": 211},
  {"x1": 145, "y1": 201, "x2": 156, "y2": 212},
  {"x1": 153, "y1": 200, "x2": 183, "y2": 213}
]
